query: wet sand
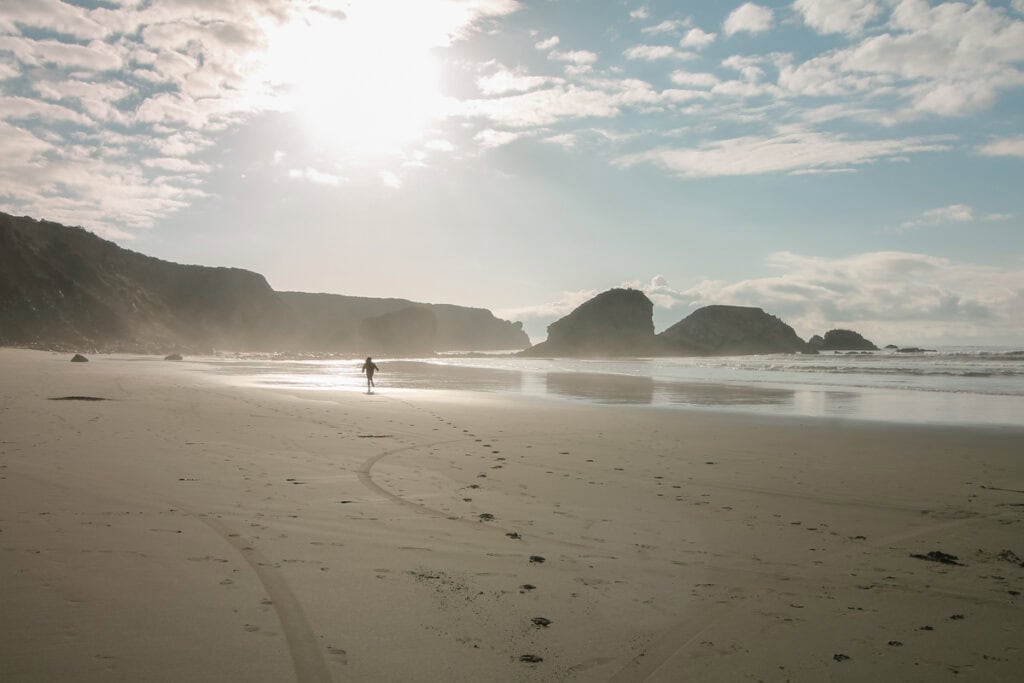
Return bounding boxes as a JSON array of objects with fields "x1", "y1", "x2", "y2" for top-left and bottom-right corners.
[{"x1": 1, "y1": 348, "x2": 1022, "y2": 681}]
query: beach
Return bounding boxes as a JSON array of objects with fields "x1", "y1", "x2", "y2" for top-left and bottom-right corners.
[{"x1": 1, "y1": 348, "x2": 1022, "y2": 682}]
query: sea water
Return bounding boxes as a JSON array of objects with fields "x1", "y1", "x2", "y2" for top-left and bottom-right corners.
[{"x1": 203, "y1": 347, "x2": 1024, "y2": 428}]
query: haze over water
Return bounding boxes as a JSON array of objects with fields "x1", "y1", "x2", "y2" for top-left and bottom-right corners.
[{"x1": 207, "y1": 347, "x2": 1024, "y2": 428}]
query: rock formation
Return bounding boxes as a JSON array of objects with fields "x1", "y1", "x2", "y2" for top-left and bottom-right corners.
[
  {"x1": 520, "y1": 288, "x2": 658, "y2": 357},
  {"x1": 359, "y1": 306, "x2": 437, "y2": 355},
  {"x1": 658, "y1": 305, "x2": 808, "y2": 355},
  {"x1": 0, "y1": 212, "x2": 528, "y2": 353},
  {"x1": 808, "y1": 329, "x2": 878, "y2": 351},
  {"x1": 521, "y1": 292, "x2": 820, "y2": 358}
]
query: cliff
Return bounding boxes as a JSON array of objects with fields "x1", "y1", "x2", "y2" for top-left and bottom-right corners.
[
  {"x1": 0, "y1": 212, "x2": 293, "y2": 352},
  {"x1": 277, "y1": 292, "x2": 529, "y2": 352},
  {"x1": 0, "y1": 212, "x2": 529, "y2": 353},
  {"x1": 519, "y1": 288, "x2": 658, "y2": 357},
  {"x1": 658, "y1": 305, "x2": 808, "y2": 355}
]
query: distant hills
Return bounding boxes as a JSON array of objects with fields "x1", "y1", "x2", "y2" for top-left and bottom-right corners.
[
  {"x1": 521, "y1": 288, "x2": 878, "y2": 358},
  {"x1": 0, "y1": 212, "x2": 882, "y2": 358},
  {"x1": 0, "y1": 212, "x2": 529, "y2": 354}
]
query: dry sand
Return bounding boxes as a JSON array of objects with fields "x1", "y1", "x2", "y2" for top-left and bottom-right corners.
[{"x1": 1, "y1": 347, "x2": 1022, "y2": 682}]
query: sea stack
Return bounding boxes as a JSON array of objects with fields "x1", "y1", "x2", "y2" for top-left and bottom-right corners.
[{"x1": 519, "y1": 288, "x2": 657, "y2": 357}]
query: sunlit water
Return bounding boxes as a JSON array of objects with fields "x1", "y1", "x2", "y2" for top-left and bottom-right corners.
[{"x1": 200, "y1": 347, "x2": 1024, "y2": 428}]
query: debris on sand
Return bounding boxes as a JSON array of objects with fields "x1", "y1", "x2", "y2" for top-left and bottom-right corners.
[
  {"x1": 71, "y1": 354, "x2": 88, "y2": 362},
  {"x1": 909, "y1": 550, "x2": 965, "y2": 566},
  {"x1": 997, "y1": 549, "x2": 1024, "y2": 567},
  {"x1": 519, "y1": 654, "x2": 543, "y2": 663},
  {"x1": 833, "y1": 654, "x2": 850, "y2": 662},
  {"x1": 529, "y1": 555, "x2": 546, "y2": 563},
  {"x1": 531, "y1": 617, "x2": 552, "y2": 627}
]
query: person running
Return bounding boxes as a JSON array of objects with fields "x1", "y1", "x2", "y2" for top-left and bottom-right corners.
[{"x1": 361, "y1": 357, "x2": 379, "y2": 393}]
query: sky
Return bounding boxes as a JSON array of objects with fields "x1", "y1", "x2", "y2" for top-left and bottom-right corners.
[{"x1": 2, "y1": 0, "x2": 1023, "y2": 346}]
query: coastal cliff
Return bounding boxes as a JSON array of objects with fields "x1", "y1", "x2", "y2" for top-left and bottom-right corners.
[{"x1": 0, "y1": 212, "x2": 529, "y2": 353}]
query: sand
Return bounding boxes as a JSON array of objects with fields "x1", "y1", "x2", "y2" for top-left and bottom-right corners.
[{"x1": 1, "y1": 348, "x2": 1022, "y2": 682}]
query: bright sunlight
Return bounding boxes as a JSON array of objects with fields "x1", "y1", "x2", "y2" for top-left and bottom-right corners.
[{"x1": 260, "y1": 2, "x2": 447, "y2": 159}]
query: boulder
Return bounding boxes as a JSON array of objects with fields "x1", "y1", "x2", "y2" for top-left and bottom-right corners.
[
  {"x1": 520, "y1": 288, "x2": 657, "y2": 357},
  {"x1": 164, "y1": 353, "x2": 183, "y2": 361},
  {"x1": 70, "y1": 353, "x2": 88, "y2": 362}
]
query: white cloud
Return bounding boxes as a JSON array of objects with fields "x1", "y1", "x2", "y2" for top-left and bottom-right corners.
[
  {"x1": 0, "y1": 0, "x2": 523, "y2": 236},
  {"x1": 793, "y1": 0, "x2": 879, "y2": 36},
  {"x1": 379, "y1": 170, "x2": 402, "y2": 189},
  {"x1": 477, "y1": 68, "x2": 553, "y2": 95},
  {"x1": 622, "y1": 45, "x2": 694, "y2": 61},
  {"x1": 549, "y1": 49, "x2": 599, "y2": 66},
  {"x1": 0, "y1": 0, "x2": 111, "y2": 40},
  {"x1": 679, "y1": 28, "x2": 716, "y2": 49},
  {"x1": 900, "y1": 203, "x2": 974, "y2": 228},
  {"x1": 900, "y1": 204, "x2": 1014, "y2": 229},
  {"x1": 630, "y1": 8, "x2": 649, "y2": 21},
  {"x1": 1014, "y1": 0, "x2": 1024, "y2": 14},
  {"x1": 474, "y1": 128, "x2": 525, "y2": 148},
  {"x1": 977, "y1": 134, "x2": 1024, "y2": 157},
  {"x1": 642, "y1": 19, "x2": 691, "y2": 35},
  {"x1": 288, "y1": 167, "x2": 347, "y2": 187},
  {"x1": 669, "y1": 70, "x2": 720, "y2": 88},
  {"x1": 534, "y1": 36, "x2": 559, "y2": 50},
  {"x1": 723, "y1": 3, "x2": 774, "y2": 36},
  {"x1": 424, "y1": 138, "x2": 455, "y2": 152},
  {"x1": 617, "y1": 130, "x2": 950, "y2": 178},
  {"x1": 682, "y1": 251, "x2": 1024, "y2": 344},
  {"x1": 143, "y1": 157, "x2": 212, "y2": 174}
]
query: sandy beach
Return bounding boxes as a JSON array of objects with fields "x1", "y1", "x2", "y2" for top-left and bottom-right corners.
[{"x1": 1, "y1": 348, "x2": 1022, "y2": 682}]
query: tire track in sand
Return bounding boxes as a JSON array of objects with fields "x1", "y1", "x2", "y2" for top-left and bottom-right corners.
[{"x1": 198, "y1": 514, "x2": 333, "y2": 683}]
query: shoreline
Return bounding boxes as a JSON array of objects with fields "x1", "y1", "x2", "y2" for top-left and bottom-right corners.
[{"x1": 1, "y1": 348, "x2": 1022, "y2": 681}]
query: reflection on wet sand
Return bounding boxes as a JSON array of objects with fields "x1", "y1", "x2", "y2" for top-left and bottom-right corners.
[
  {"x1": 544, "y1": 371, "x2": 793, "y2": 407},
  {"x1": 656, "y1": 381, "x2": 793, "y2": 407},
  {"x1": 545, "y1": 372, "x2": 655, "y2": 404},
  {"x1": 383, "y1": 361, "x2": 524, "y2": 393}
]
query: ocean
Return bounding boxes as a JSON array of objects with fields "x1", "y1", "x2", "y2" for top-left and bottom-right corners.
[{"x1": 204, "y1": 347, "x2": 1024, "y2": 428}]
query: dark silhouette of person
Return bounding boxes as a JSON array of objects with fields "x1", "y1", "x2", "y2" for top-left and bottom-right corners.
[{"x1": 361, "y1": 357, "x2": 379, "y2": 393}]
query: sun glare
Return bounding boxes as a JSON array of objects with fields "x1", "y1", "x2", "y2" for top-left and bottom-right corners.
[{"x1": 262, "y1": 4, "x2": 446, "y2": 159}]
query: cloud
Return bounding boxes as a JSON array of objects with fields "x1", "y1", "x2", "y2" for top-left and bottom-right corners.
[
  {"x1": 669, "y1": 70, "x2": 720, "y2": 88},
  {"x1": 477, "y1": 68, "x2": 554, "y2": 95},
  {"x1": 288, "y1": 167, "x2": 347, "y2": 186},
  {"x1": 723, "y1": 3, "x2": 773, "y2": 36},
  {"x1": 793, "y1": 0, "x2": 879, "y2": 36},
  {"x1": 900, "y1": 204, "x2": 1013, "y2": 229},
  {"x1": 456, "y1": 78, "x2": 674, "y2": 129},
  {"x1": 0, "y1": 0, "x2": 111, "y2": 40},
  {"x1": 642, "y1": 19, "x2": 691, "y2": 35},
  {"x1": 617, "y1": 130, "x2": 950, "y2": 178},
  {"x1": 622, "y1": 45, "x2": 694, "y2": 61},
  {"x1": 681, "y1": 251, "x2": 1024, "y2": 344},
  {"x1": 630, "y1": 8, "x2": 649, "y2": 21},
  {"x1": 0, "y1": 0, "x2": 523, "y2": 236},
  {"x1": 534, "y1": 36, "x2": 559, "y2": 50},
  {"x1": 679, "y1": 28, "x2": 716, "y2": 49},
  {"x1": 474, "y1": 128, "x2": 526, "y2": 148},
  {"x1": 900, "y1": 203, "x2": 974, "y2": 229},
  {"x1": 379, "y1": 170, "x2": 402, "y2": 189},
  {"x1": 549, "y1": 50, "x2": 599, "y2": 66},
  {"x1": 977, "y1": 135, "x2": 1024, "y2": 157}
]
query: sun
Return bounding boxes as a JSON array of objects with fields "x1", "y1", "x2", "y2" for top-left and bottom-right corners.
[{"x1": 261, "y1": 4, "x2": 445, "y2": 159}]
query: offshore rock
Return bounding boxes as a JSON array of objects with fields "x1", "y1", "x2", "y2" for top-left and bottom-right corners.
[
  {"x1": 810, "y1": 329, "x2": 879, "y2": 351},
  {"x1": 520, "y1": 289, "x2": 657, "y2": 357},
  {"x1": 659, "y1": 305, "x2": 808, "y2": 356}
]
